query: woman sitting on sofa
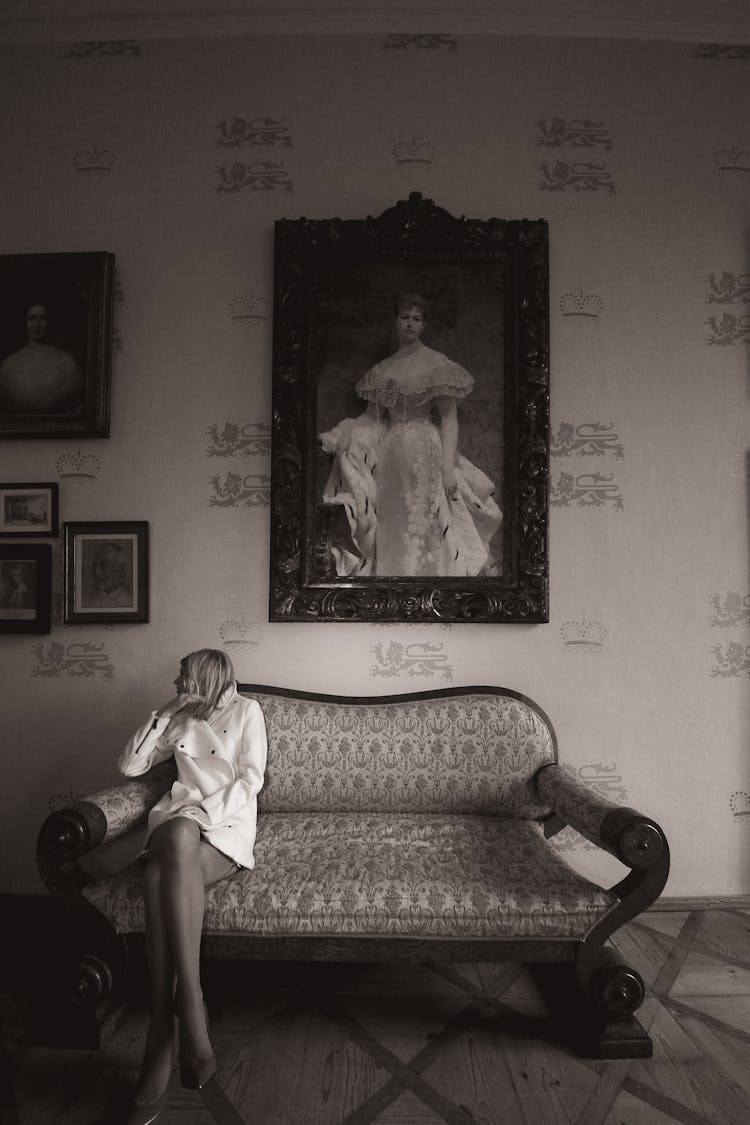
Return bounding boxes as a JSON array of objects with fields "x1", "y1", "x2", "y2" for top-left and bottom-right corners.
[{"x1": 117, "y1": 648, "x2": 267, "y2": 1124}]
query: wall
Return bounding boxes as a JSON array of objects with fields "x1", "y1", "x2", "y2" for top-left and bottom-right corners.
[{"x1": 0, "y1": 31, "x2": 747, "y2": 896}]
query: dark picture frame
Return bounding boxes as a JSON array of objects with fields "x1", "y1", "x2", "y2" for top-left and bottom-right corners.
[
  {"x1": 0, "y1": 251, "x2": 115, "y2": 438},
  {"x1": 64, "y1": 520, "x2": 149, "y2": 624},
  {"x1": 0, "y1": 543, "x2": 52, "y2": 633},
  {"x1": 270, "y1": 193, "x2": 550, "y2": 623},
  {"x1": 0, "y1": 482, "x2": 59, "y2": 537}
]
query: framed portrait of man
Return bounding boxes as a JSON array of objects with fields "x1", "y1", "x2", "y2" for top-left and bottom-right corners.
[
  {"x1": 64, "y1": 521, "x2": 149, "y2": 623},
  {"x1": 0, "y1": 252, "x2": 115, "y2": 439},
  {"x1": 269, "y1": 193, "x2": 550, "y2": 624}
]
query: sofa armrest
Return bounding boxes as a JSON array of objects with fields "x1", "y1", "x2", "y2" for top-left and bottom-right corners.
[
  {"x1": 37, "y1": 759, "x2": 176, "y2": 894},
  {"x1": 535, "y1": 762, "x2": 666, "y2": 869}
]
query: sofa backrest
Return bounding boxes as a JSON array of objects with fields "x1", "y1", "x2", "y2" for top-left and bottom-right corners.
[{"x1": 241, "y1": 685, "x2": 557, "y2": 818}]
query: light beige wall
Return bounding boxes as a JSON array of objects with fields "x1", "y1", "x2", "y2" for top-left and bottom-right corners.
[{"x1": 0, "y1": 33, "x2": 748, "y2": 895}]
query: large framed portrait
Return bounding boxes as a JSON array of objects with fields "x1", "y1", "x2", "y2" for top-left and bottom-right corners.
[
  {"x1": 0, "y1": 482, "x2": 58, "y2": 537},
  {"x1": 0, "y1": 543, "x2": 52, "y2": 633},
  {"x1": 64, "y1": 521, "x2": 149, "y2": 624},
  {"x1": 270, "y1": 193, "x2": 550, "y2": 624},
  {"x1": 0, "y1": 251, "x2": 115, "y2": 439}
]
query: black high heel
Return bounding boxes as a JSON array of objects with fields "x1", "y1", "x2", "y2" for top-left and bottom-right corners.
[
  {"x1": 122, "y1": 1087, "x2": 170, "y2": 1125},
  {"x1": 180, "y1": 1050, "x2": 217, "y2": 1090},
  {"x1": 177, "y1": 996, "x2": 217, "y2": 1089}
]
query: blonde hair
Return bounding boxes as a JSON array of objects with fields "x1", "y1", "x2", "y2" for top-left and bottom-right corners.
[{"x1": 180, "y1": 648, "x2": 234, "y2": 720}]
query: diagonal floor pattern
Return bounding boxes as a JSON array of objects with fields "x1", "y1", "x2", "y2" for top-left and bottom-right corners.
[{"x1": 3, "y1": 907, "x2": 750, "y2": 1124}]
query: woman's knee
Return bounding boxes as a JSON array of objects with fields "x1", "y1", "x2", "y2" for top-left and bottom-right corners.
[{"x1": 149, "y1": 817, "x2": 202, "y2": 863}]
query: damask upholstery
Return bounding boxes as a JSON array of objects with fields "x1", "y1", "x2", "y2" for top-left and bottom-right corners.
[
  {"x1": 253, "y1": 691, "x2": 556, "y2": 817},
  {"x1": 83, "y1": 812, "x2": 615, "y2": 940},
  {"x1": 38, "y1": 685, "x2": 669, "y2": 1059},
  {"x1": 536, "y1": 762, "x2": 619, "y2": 851}
]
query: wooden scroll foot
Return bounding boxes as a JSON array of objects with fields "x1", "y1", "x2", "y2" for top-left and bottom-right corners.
[
  {"x1": 576, "y1": 945, "x2": 651, "y2": 1059},
  {"x1": 578, "y1": 1012, "x2": 653, "y2": 1059}
]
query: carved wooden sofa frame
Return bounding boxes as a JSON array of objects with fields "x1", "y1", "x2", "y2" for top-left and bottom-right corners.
[{"x1": 37, "y1": 684, "x2": 669, "y2": 1059}]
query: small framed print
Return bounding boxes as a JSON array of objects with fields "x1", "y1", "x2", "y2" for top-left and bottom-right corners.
[
  {"x1": 64, "y1": 521, "x2": 149, "y2": 624},
  {"x1": 0, "y1": 482, "x2": 59, "y2": 537},
  {"x1": 0, "y1": 543, "x2": 52, "y2": 633}
]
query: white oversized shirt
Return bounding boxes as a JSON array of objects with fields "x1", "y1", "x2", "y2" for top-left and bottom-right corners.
[{"x1": 118, "y1": 683, "x2": 267, "y2": 868}]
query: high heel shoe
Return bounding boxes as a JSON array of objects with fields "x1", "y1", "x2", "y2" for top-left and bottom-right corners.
[
  {"x1": 179, "y1": 1049, "x2": 217, "y2": 1090},
  {"x1": 177, "y1": 996, "x2": 217, "y2": 1089},
  {"x1": 122, "y1": 1086, "x2": 170, "y2": 1125}
]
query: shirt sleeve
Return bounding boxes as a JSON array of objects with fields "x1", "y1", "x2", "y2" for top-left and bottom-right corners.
[{"x1": 117, "y1": 711, "x2": 176, "y2": 777}]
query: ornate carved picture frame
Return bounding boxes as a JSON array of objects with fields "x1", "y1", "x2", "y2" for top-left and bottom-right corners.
[
  {"x1": 0, "y1": 251, "x2": 115, "y2": 438},
  {"x1": 270, "y1": 193, "x2": 549, "y2": 624}
]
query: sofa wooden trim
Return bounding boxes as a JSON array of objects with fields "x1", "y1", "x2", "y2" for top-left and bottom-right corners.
[{"x1": 36, "y1": 684, "x2": 669, "y2": 1058}]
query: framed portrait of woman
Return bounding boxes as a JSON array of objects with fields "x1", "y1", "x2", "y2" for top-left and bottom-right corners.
[
  {"x1": 270, "y1": 193, "x2": 550, "y2": 624},
  {"x1": 0, "y1": 543, "x2": 51, "y2": 633},
  {"x1": 0, "y1": 251, "x2": 115, "y2": 439}
]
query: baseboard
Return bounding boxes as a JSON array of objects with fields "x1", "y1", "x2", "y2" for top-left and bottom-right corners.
[{"x1": 650, "y1": 895, "x2": 750, "y2": 912}]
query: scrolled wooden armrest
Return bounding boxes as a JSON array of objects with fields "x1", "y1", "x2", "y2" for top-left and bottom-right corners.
[
  {"x1": 36, "y1": 759, "x2": 176, "y2": 893},
  {"x1": 535, "y1": 762, "x2": 666, "y2": 868}
]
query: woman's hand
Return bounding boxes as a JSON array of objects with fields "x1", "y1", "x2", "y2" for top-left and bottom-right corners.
[
  {"x1": 443, "y1": 466, "x2": 459, "y2": 501},
  {"x1": 155, "y1": 693, "x2": 204, "y2": 724}
]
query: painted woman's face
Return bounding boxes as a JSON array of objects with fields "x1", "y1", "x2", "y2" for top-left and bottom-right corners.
[
  {"x1": 395, "y1": 305, "x2": 425, "y2": 346},
  {"x1": 26, "y1": 305, "x2": 48, "y2": 343}
]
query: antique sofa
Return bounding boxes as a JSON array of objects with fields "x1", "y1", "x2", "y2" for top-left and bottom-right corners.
[{"x1": 37, "y1": 684, "x2": 669, "y2": 1058}]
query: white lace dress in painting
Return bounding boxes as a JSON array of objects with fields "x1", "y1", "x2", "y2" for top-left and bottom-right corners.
[{"x1": 319, "y1": 342, "x2": 502, "y2": 578}]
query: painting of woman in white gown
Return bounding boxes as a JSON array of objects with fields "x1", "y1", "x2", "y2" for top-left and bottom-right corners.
[{"x1": 317, "y1": 278, "x2": 503, "y2": 579}]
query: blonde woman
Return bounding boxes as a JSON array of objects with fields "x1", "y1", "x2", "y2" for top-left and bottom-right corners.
[{"x1": 118, "y1": 649, "x2": 267, "y2": 1124}]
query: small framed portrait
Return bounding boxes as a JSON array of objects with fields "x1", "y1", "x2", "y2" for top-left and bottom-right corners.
[
  {"x1": 64, "y1": 521, "x2": 149, "y2": 624},
  {"x1": 0, "y1": 251, "x2": 115, "y2": 439},
  {"x1": 269, "y1": 192, "x2": 550, "y2": 624},
  {"x1": 0, "y1": 482, "x2": 59, "y2": 537},
  {"x1": 0, "y1": 543, "x2": 52, "y2": 633}
]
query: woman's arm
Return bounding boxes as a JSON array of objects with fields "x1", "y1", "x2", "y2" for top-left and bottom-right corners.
[
  {"x1": 117, "y1": 710, "x2": 175, "y2": 777},
  {"x1": 435, "y1": 396, "x2": 459, "y2": 496},
  {"x1": 117, "y1": 695, "x2": 200, "y2": 777}
]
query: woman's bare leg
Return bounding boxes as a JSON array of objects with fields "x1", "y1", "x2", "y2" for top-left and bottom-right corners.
[
  {"x1": 134, "y1": 854, "x2": 176, "y2": 1100},
  {"x1": 147, "y1": 818, "x2": 236, "y2": 1067}
]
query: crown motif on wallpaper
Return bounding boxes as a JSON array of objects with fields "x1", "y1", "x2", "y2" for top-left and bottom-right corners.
[
  {"x1": 392, "y1": 138, "x2": 437, "y2": 165},
  {"x1": 229, "y1": 294, "x2": 268, "y2": 321},
  {"x1": 561, "y1": 617, "x2": 607, "y2": 651},
  {"x1": 73, "y1": 144, "x2": 117, "y2": 172},
  {"x1": 559, "y1": 289, "x2": 604, "y2": 319},
  {"x1": 56, "y1": 449, "x2": 101, "y2": 481},
  {"x1": 713, "y1": 147, "x2": 750, "y2": 172},
  {"x1": 730, "y1": 791, "x2": 750, "y2": 818},
  {"x1": 219, "y1": 615, "x2": 263, "y2": 649}
]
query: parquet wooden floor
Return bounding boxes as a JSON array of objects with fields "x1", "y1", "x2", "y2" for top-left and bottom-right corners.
[{"x1": 2, "y1": 907, "x2": 749, "y2": 1125}]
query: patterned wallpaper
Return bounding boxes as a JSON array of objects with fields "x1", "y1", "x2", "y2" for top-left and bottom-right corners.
[{"x1": 0, "y1": 32, "x2": 747, "y2": 895}]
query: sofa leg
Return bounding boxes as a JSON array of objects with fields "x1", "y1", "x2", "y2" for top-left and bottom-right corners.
[
  {"x1": 579, "y1": 1012, "x2": 653, "y2": 1059},
  {"x1": 575, "y1": 945, "x2": 652, "y2": 1059},
  {"x1": 40, "y1": 900, "x2": 130, "y2": 1050}
]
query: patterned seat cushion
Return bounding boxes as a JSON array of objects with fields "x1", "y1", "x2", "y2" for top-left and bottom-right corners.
[
  {"x1": 83, "y1": 812, "x2": 615, "y2": 941},
  {"x1": 252, "y1": 691, "x2": 556, "y2": 817}
]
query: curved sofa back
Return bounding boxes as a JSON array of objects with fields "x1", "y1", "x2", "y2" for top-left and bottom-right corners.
[{"x1": 240, "y1": 685, "x2": 557, "y2": 818}]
